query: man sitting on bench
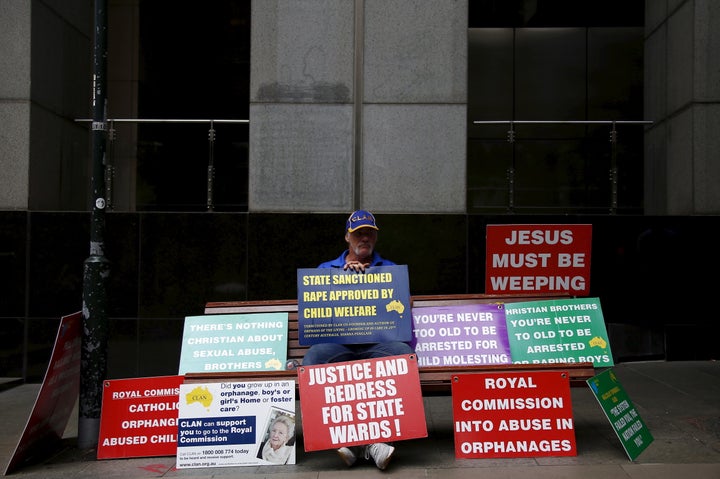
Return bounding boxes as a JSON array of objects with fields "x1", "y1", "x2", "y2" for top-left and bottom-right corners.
[{"x1": 302, "y1": 210, "x2": 415, "y2": 470}]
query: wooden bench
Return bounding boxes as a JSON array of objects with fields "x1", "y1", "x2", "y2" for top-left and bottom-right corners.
[{"x1": 184, "y1": 294, "x2": 596, "y2": 393}]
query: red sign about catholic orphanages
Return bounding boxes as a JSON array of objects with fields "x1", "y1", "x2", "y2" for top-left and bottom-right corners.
[
  {"x1": 97, "y1": 375, "x2": 185, "y2": 459},
  {"x1": 485, "y1": 224, "x2": 592, "y2": 296},
  {"x1": 452, "y1": 370, "x2": 576, "y2": 459},
  {"x1": 298, "y1": 354, "x2": 427, "y2": 451}
]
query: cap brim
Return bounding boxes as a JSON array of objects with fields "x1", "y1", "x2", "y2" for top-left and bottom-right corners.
[{"x1": 347, "y1": 224, "x2": 379, "y2": 233}]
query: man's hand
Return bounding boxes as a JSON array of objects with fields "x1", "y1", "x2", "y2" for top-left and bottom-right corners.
[{"x1": 343, "y1": 261, "x2": 370, "y2": 273}]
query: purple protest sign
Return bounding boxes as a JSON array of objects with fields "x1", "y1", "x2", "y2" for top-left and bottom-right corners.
[{"x1": 410, "y1": 303, "x2": 511, "y2": 367}]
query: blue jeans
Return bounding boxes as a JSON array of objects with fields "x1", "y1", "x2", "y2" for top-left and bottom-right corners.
[{"x1": 302, "y1": 341, "x2": 414, "y2": 365}]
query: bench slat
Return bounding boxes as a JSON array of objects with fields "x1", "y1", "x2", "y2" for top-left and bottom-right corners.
[
  {"x1": 196, "y1": 294, "x2": 595, "y2": 392},
  {"x1": 184, "y1": 361, "x2": 595, "y2": 394}
]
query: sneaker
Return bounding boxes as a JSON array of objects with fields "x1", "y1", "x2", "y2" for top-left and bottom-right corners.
[
  {"x1": 337, "y1": 446, "x2": 357, "y2": 466},
  {"x1": 365, "y1": 442, "x2": 395, "y2": 470}
]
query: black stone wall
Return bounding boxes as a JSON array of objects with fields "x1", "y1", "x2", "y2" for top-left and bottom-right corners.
[{"x1": 0, "y1": 211, "x2": 716, "y2": 381}]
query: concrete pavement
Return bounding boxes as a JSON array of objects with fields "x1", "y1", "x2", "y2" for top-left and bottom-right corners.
[{"x1": 2, "y1": 360, "x2": 719, "y2": 478}]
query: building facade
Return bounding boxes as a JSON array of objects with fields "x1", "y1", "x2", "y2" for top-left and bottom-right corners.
[{"x1": 0, "y1": 1, "x2": 718, "y2": 381}]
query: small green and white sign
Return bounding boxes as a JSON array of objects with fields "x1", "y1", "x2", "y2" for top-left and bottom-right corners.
[{"x1": 587, "y1": 368, "x2": 654, "y2": 460}]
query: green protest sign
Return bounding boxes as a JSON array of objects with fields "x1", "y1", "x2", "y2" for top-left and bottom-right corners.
[
  {"x1": 504, "y1": 297, "x2": 613, "y2": 367},
  {"x1": 178, "y1": 313, "x2": 288, "y2": 374},
  {"x1": 587, "y1": 368, "x2": 653, "y2": 460}
]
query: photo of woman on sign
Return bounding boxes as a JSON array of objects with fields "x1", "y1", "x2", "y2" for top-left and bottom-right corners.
[{"x1": 256, "y1": 410, "x2": 296, "y2": 465}]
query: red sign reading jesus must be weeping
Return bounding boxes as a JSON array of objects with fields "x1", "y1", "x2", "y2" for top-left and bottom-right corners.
[{"x1": 485, "y1": 224, "x2": 592, "y2": 296}]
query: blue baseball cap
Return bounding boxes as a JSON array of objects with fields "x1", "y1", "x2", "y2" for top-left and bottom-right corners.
[{"x1": 346, "y1": 210, "x2": 379, "y2": 233}]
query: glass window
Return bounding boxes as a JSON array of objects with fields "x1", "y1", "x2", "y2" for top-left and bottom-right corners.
[
  {"x1": 137, "y1": 0, "x2": 251, "y2": 211},
  {"x1": 468, "y1": 1, "x2": 645, "y2": 214}
]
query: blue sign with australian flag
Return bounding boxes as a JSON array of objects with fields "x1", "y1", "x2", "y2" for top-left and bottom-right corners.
[{"x1": 297, "y1": 265, "x2": 411, "y2": 345}]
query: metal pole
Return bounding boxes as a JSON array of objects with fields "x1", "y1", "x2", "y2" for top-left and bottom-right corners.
[
  {"x1": 609, "y1": 122, "x2": 618, "y2": 215},
  {"x1": 79, "y1": 0, "x2": 109, "y2": 450},
  {"x1": 105, "y1": 119, "x2": 115, "y2": 211},
  {"x1": 207, "y1": 120, "x2": 215, "y2": 211}
]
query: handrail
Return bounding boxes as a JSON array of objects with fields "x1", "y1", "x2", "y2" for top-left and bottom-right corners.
[
  {"x1": 75, "y1": 118, "x2": 651, "y2": 214},
  {"x1": 75, "y1": 118, "x2": 249, "y2": 211},
  {"x1": 471, "y1": 119, "x2": 653, "y2": 214},
  {"x1": 473, "y1": 120, "x2": 652, "y2": 124},
  {"x1": 75, "y1": 118, "x2": 249, "y2": 124}
]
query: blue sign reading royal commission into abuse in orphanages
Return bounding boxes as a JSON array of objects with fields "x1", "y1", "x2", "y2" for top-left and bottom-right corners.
[{"x1": 297, "y1": 265, "x2": 411, "y2": 345}]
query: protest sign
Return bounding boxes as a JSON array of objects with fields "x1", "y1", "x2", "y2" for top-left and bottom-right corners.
[
  {"x1": 298, "y1": 354, "x2": 427, "y2": 451},
  {"x1": 176, "y1": 380, "x2": 295, "y2": 468},
  {"x1": 486, "y1": 224, "x2": 592, "y2": 296},
  {"x1": 178, "y1": 313, "x2": 288, "y2": 374},
  {"x1": 504, "y1": 297, "x2": 614, "y2": 367},
  {"x1": 297, "y1": 264, "x2": 411, "y2": 345},
  {"x1": 5, "y1": 312, "x2": 81, "y2": 475},
  {"x1": 452, "y1": 371, "x2": 576, "y2": 458},
  {"x1": 410, "y1": 303, "x2": 511, "y2": 367},
  {"x1": 587, "y1": 368, "x2": 653, "y2": 460},
  {"x1": 97, "y1": 375, "x2": 184, "y2": 459}
]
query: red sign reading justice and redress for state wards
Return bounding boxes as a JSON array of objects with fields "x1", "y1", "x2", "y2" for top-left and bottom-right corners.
[
  {"x1": 298, "y1": 354, "x2": 427, "y2": 451},
  {"x1": 485, "y1": 224, "x2": 592, "y2": 296}
]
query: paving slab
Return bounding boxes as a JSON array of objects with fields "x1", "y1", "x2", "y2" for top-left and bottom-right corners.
[{"x1": 1, "y1": 361, "x2": 719, "y2": 478}]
